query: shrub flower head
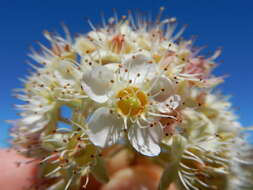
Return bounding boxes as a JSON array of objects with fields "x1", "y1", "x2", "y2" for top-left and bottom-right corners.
[{"x1": 10, "y1": 8, "x2": 253, "y2": 190}]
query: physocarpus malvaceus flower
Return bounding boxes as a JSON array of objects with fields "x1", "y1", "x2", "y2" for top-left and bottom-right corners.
[{"x1": 10, "y1": 7, "x2": 253, "y2": 190}]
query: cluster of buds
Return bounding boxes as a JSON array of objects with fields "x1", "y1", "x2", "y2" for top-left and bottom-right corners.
[{"x1": 11, "y1": 8, "x2": 253, "y2": 190}]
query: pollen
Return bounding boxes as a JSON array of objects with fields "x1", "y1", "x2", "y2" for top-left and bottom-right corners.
[{"x1": 116, "y1": 86, "x2": 148, "y2": 117}]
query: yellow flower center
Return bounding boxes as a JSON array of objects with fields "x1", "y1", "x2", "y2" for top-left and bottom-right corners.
[{"x1": 116, "y1": 86, "x2": 148, "y2": 117}]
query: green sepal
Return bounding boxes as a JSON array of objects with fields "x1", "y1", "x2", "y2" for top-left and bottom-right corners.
[
  {"x1": 159, "y1": 161, "x2": 179, "y2": 190},
  {"x1": 90, "y1": 156, "x2": 109, "y2": 184},
  {"x1": 159, "y1": 162, "x2": 179, "y2": 190}
]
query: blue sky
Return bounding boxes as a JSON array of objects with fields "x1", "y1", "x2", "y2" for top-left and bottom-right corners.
[{"x1": 0, "y1": 0, "x2": 253, "y2": 147}]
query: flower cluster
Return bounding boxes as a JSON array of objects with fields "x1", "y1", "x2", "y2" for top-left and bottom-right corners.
[{"x1": 11, "y1": 9, "x2": 253, "y2": 190}]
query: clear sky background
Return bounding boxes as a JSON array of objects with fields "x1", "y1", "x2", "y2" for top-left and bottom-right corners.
[{"x1": 0, "y1": 0, "x2": 252, "y2": 147}]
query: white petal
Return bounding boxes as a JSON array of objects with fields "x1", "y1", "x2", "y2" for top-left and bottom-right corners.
[
  {"x1": 128, "y1": 122, "x2": 163, "y2": 156},
  {"x1": 157, "y1": 94, "x2": 181, "y2": 113},
  {"x1": 22, "y1": 114, "x2": 43, "y2": 125},
  {"x1": 82, "y1": 66, "x2": 114, "y2": 103},
  {"x1": 149, "y1": 76, "x2": 174, "y2": 102},
  {"x1": 27, "y1": 119, "x2": 50, "y2": 133},
  {"x1": 74, "y1": 36, "x2": 96, "y2": 55},
  {"x1": 168, "y1": 95, "x2": 181, "y2": 110},
  {"x1": 121, "y1": 53, "x2": 156, "y2": 84},
  {"x1": 54, "y1": 70, "x2": 76, "y2": 87},
  {"x1": 90, "y1": 49, "x2": 120, "y2": 64},
  {"x1": 105, "y1": 63, "x2": 120, "y2": 72},
  {"x1": 87, "y1": 107, "x2": 124, "y2": 147},
  {"x1": 88, "y1": 31, "x2": 107, "y2": 42},
  {"x1": 120, "y1": 24, "x2": 134, "y2": 36}
]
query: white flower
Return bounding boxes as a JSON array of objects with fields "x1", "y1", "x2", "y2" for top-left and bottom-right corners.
[
  {"x1": 30, "y1": 28, "x2": 75, "y2": 65},
  {"x1": 159, "y1": 89, "x2": 245, "y2": 190},
  {"x1": 82, "y1": 53, "x2": 181, "y2": 156},
  {"x1": 12, "y1": 93, "x2": 54, "y2": 133},
  {"x1": 11, "y1": 59, "x2": 87, "y2": 141}
]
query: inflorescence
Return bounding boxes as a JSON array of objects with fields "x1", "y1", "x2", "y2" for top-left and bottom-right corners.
[{"x1": 10, "y1": 8, "x2": 253, "y2": 190}]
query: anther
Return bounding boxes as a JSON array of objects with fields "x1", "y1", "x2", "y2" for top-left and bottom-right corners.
[{"x1": 64, "y1": 44, "x2": 70, "y2": 52}]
